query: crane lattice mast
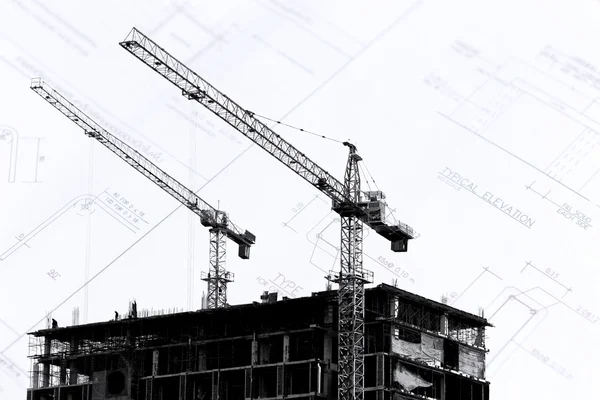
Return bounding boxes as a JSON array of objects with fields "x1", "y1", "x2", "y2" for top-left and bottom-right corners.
[
  {"x1": 31, "y1": 78, "x2": 255, "y2": 309},
  {"x1": 119, "y1": 27, "x2": 413, "y2": 400}
]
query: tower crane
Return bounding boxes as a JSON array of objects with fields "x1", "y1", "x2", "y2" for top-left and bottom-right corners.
[
  {"x1": 30, "y1": 78, "x2": 256, "y2": 309},
  {"x1": 119, "y1": 27, "x2": 414, "y2": 400}
]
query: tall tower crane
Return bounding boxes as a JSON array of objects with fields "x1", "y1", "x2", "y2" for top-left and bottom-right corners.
[
  {"x1": 119, "y1": 27, "x2": 414, "y2": 400},
  {"x1": 30, "y1": 78, "x2": 256, "y2": 309}
]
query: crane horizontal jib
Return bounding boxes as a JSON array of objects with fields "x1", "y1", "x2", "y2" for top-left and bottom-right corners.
[
  {"x1": 30, "y1": 78, "x2": 255, "y2": 258},
  {"x1": 119, "y1": 28, "x2": 414, "y2": 247},
  {"x1": 119, "y1": 30, "x2": 347, "y2": 201}
]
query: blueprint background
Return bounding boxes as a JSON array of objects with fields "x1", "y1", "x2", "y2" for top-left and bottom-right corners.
[{"x1": 1, "y1": 0, "x2": 599, "y2": 398}]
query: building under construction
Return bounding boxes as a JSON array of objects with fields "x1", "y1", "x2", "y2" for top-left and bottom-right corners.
[{"x1": 27, "y1": 284, "x2": 491, "y2": 400}]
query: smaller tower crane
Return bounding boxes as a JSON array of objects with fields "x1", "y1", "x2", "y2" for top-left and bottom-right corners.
[{"x1": 30, "y1": 78, "x2": 255, "y2": 309}]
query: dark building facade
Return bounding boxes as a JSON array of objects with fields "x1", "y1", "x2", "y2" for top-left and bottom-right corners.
[{"x1": 27, "y1": 284, "x2": 491, "y2": 400}]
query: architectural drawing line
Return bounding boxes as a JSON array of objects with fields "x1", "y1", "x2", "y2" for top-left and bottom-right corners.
[
  {"x1": 512, "y1": 341, "x2": 573, "y2": 380},
  {"x1": 0, "y1": 352, "x2": 27, "y2": 378},
  {"x1": 487, "y1": 300, "x2": 552, "y2": 369},
  {"x1": 544, "y1": 127, "x2": 588, "y2": 172},
  {"x1": 102, "y1": 190, "x2": 149, "y2": 225},
  {"x1": 0, "y1": 192, "x2": 133, "y2": 261},
  {"x1": 468, "y1": 46, "x2": 600, "y2": 126},
  {"x1": 438, "y1": 112, "x2": 590, "y2": 201},
  {"x1": 525, "y1": 181, "x2": 593, "y2": 228},
  {"x1": 0, "y1": 3, "x2": 426, "y2": 358},
  {"x1": 485, "y1": 286, "x2": 546, "y2": 315},
  {"x1": 147, "y1": 5, "x2": 181, "y2": 36},
  {"x1": 514, "y1": 286, "x2": 592, "y2": 324},
  {"x1": 438, "y1": 172, "x2": 533, "y2": 228},
  {"x1": 0, "y1": 124, "x2": 19, "y2": 182},
  {"x1": 283, "y1": 194, "x2": 326, "y2": 226},
  {"x1": 253, "y1": 0, "x2": 353, "y2": 59},
  {"x1": 438, "y1": 47, "x2": 600, "y2": 202},
  {"x1": 267, "y1": 280, "x2": 295, "y2": 298},
  {"x1": 580, "y1": 165, "x2": 600, "y2": 191},
  {"x1": 174, "y1": 5, "x2": 223, "y2": 40},
  {"x1": 487, "y1": 310, "x2": 549, "y2": 376},
  {"x1": 282, "y1": 223, "x2": 298, "y2": 233},
  {"x1": 28, "y1": 0, "x2": 97, "y2": 47},
  {"x1": 451, "y1": 266, "x2": 501, "y2": 306},
  {"x1": 9, "y1": 0, "x2": 89, "y2": 56},
  {"x1": 252, "y1": 34, "x2": 315, "y2": 75},
  {"x1": 0, "y1": 140, "x2": 257, "y2": 355},
  {"x1": 0, "y1": 318, "x2": 20, "y2": 336},
  {"x1": 0, "y1": 42, "x2": 211, "y2": 182},
  {"x1": 97, "y1": 196, "x2": 140, "y2": 232},
  {"x1": 521, "y1": 261, "x2": 572, "y2": 293},
  {"x1": 34, "y1": 137, "x2": 40, "y2": 181},
  {"x1": 308, "y1": 243, "x2": 328, "y2": 274}
]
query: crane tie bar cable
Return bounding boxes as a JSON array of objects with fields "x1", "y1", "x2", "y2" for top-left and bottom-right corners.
[{"x1": 247, "y1": 110, "x2": 344, "y2": 144}]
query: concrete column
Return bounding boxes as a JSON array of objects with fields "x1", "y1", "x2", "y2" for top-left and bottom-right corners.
[
  {"x1": 59, "y1": 359, "x2": 67, "y2": 385},
  {"x1": 276, "y1": 365, "x2": 284, "y2": 397},
  {"x1": 258, "y1": 340, "x2": 270, "y2": 364},
  {"x1": 283, "y1": 335, "x2": 290, "y2": 363},
  {"x1": 68, "y1": 361, "x2": 78, "y2": 384},
  {"x1": 282, "y1": 334, "x2": 289, "y2": 398},
  {"x1": 146, "y1": 379, "x2": 153, "y2": 400},
  {"x1": 251, "y1": 339, "x2": 258, "y2": 366},
  {"x1": 441, "y1": 374, "x2": 446, "y2": 400},
  {"x1": 389, "y1": 295, "x2": 396, "y2": 317},
  {"x1": 179, "y1": 375, "x2": 187, "y2": 400},
  {"x1": 308, "y1": 361, "x2": 312, "y2": 393},
  {"x1": 323, "y1": 334, "x2": 333, "y2": 363},
  {"x1": 376, "y1": 354, "x2": 384, "y2": 387},
  {"x1": 258, "y1": 373, "x2": 267, "y2": 398},
  {"x1": 152, "y1": 350, "x2": 159, "y2": 377},
  {"x1": 391, "y1": 296, "x2": 399, "y2": 318},
  {"x1": 440, "y1": 314, "x2": 449, "y2": 336},
  {"x1": 212, "y1": 371, "x2": 219, "y2": 400},
  {"x1": 323, "y1": 369, "x2": 331, "y2": 397},
  {"x1": 244, "y1": 367, "x2": 252, "y2": 399},
  {"x1": 32, "y1": 363, "x2": 39, "y2": 389},
  {"x1": 69, "y1": 338, "x2": 78, "y2": 384},
  {"x1": 42, "y1": 337, "x2": 51, "y2": 387},
  {"x1": 198, "y1": 346, "x2": 207, "y2": 370}
]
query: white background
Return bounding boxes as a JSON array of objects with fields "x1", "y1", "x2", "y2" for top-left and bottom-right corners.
[{"x1": 1, "y1": 0, "x2": 599, "y2": 398}]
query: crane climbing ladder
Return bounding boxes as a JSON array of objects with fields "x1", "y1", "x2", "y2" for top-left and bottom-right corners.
[
  {"x1": 31, "y1": 78, "x2": 255, "y2": 309},
  {"x1": 119, "y1": 27, "x2": 414, "y2": 400}
]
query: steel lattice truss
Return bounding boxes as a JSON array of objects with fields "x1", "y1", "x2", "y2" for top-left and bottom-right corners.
[
  {"x1": 31, "y1": 79, "x2": 254, "y2": 309},
  {"x1": 202, "y1": 228, "x2": 233, "y2": 309},
  {"x1": 337, "y1": 145, "x2": 369, "y2": 400},
  {"x1": 119, "y1": 28, "x2": 414, "y2": 251}
]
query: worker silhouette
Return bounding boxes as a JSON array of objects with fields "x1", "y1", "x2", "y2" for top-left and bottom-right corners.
[{"x1": 51, "y1": 319, "x2": 58, "y2": 329}]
